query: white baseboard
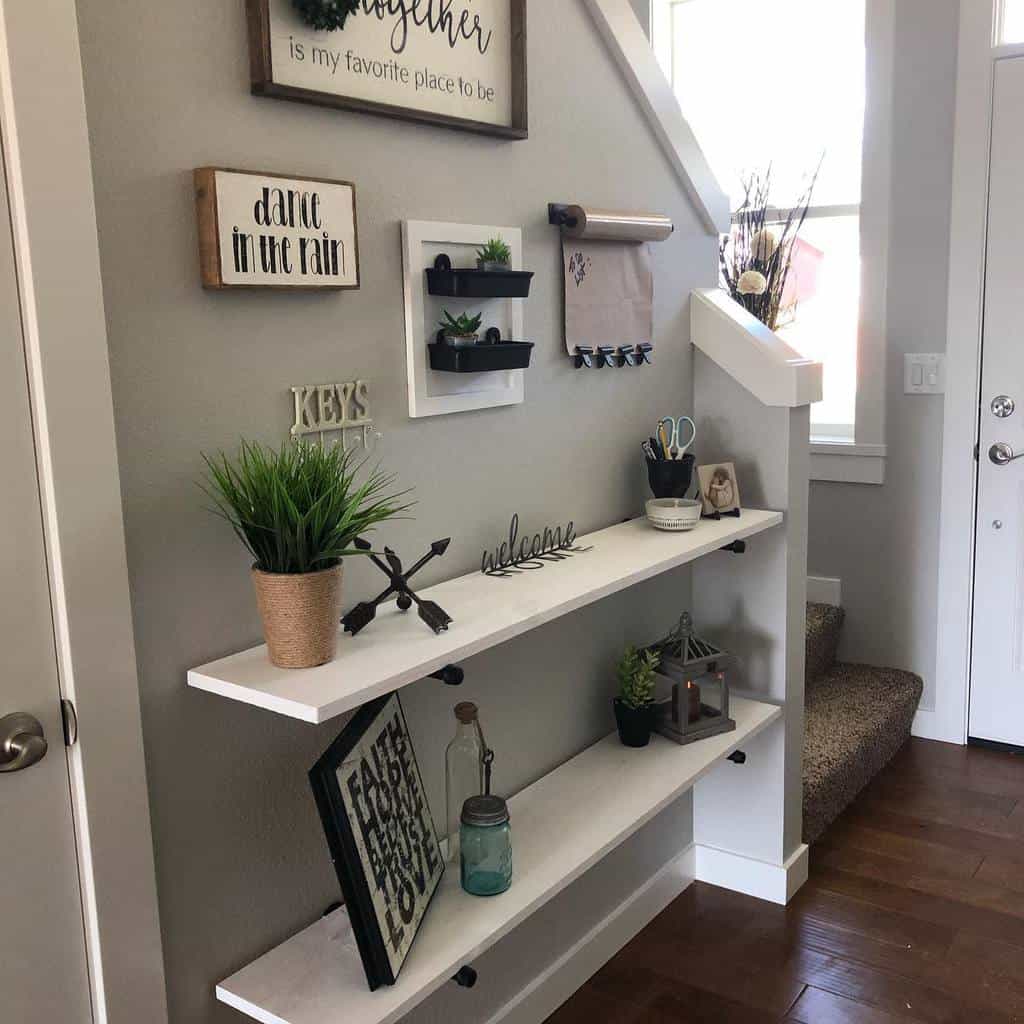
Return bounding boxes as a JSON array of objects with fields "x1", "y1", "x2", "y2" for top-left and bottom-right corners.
[
  {"x1": 694, "y1": 843, "x2": 809, "y2": 905},
  {"x1": 487, "y1": 845, "x2": 696, "y2": 1024},
  {"x1": 807, "y1": 575, "x2": 842, "y2": 606},
  {"x1": 911, "y1": 705, "x2": 965, "y2": 745}
]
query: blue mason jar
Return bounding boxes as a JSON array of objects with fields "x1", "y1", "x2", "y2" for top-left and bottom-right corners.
[{"x1": 460, "y1": 795, "x2": 512, "y2": 896}]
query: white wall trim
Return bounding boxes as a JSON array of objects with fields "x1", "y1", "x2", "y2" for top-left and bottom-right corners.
[
  {"x1": 582, "y1": 0, "x2": 730, "y2": 235},
  {"x1": 810, "y1": 443, "x2": 887, "y2": 485},
  {"x1": 811, "y1": 442, "x2": 888, "y2": 458},
  {"x1": 910, "y1": 706, "x2": 955, "y2": 743},
  {"x1": 691, "y1": 288, "x2": 823, "y2": 408},
  {"x1": 808, "y1": 576, "x2": 842, "y2": 606},
  {"x1": 487, "y1": 846, "x2": 695, "y2": 1024},
  {"x1": 933, "y1": 0, "x2": 1000, "y2": 748},
  {"x1": 851, "y1": 0, "x2": 896, "y2": 456},
  {"x1": 694, "y1": 843, "x2": 809, "y2": 906},
  {"x1": 489, "y1": 837, "x2": 811, "y2": 1024},
  {"x1": 0, "y1": 1, "x2": 167, "y2": 1019}
]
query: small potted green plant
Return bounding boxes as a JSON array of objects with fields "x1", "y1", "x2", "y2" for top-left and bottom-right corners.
[
  {"x1": 439, "y1": 309, "x2": 483, "y2": 347},
  {"x1": 476, "y1": 237, "x2": 512, "y2": 272},
  {"x1": 201, "y1": 440, "x2": 410, "y2": 670},
  {"x1": 613, "y1": 645, "x2": 660, "y2": 747}
]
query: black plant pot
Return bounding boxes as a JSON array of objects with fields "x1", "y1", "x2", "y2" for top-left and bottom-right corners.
[
  {"x1": 613, "y1": 698, "x2": 656, "y2": 748},
  {"x1": 647, "y1": 453, "x2": 696, "y2": 499}
]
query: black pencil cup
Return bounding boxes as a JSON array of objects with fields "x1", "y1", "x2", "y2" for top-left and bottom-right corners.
[{"x1": 647, "y1": 454, "x2": 696, "y2": 499}]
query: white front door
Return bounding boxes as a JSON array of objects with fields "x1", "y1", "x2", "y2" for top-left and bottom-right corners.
[
  {"x1": 971, "y1": 55, "x2": 1024, "y2": 747},
  {"x1": 0, "y1": 128, "x2": 94, "y2": 1019}
]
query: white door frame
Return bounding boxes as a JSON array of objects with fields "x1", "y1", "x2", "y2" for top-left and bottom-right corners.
[
  {"x1": 0, "y1": 2, "x2": 167, "y2": 1021},
  {"x1": 933, "y1": 0, "x2": 1024, "y2": 745}
]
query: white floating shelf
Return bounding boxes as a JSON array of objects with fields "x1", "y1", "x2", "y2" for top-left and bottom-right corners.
[
  {"x1": 188, "y1": 511, "x2": 783, "y2": 724},
  {"x1": 217, "y1": 696, "x2": 781, "y2": 1024}
]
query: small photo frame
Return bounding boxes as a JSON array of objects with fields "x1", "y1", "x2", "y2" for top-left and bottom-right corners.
[
  {"x1": 697, "y1": 462, "x2": 741, "y2": 517},
  {"x1": 309, "y1": 692, "x2": 444, "y2": 991}
]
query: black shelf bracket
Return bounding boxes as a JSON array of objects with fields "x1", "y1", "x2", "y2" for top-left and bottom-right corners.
[
  {"x1": 452, "y1": 965, "x2": 478, "y2": 989},
  {"x1": 719, "y1": 540, "x2": 747, "y2": 555},
  {"x1": 430, "y1": 665, "x2": 465, "y2": 687}
]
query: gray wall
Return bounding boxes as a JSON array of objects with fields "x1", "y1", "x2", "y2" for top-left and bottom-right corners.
[
  {"x1": 808, "y1": 0, "x2": 959, "y2": 709},
  {"x1": 73, "y1": 2, "x2": 713, "y2": 1021}
]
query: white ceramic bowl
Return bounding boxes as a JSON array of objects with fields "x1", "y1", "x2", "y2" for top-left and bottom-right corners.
[{"x1": 645, "y1": 498, "x2": 702, "y2": 532}]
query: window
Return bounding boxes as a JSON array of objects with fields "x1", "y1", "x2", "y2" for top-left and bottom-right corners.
[
  {"x1": 1002, "y1": 0, "x2": 1024, "y2": 42},
  {"x1": 653, "y1": 0, "x2": 866, "y2": 440}
]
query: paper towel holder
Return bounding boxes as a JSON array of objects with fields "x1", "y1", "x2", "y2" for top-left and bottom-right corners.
[
  {"x1": 548, "y1": 203, "x2": 674, "y2": 243},
  {"x1": 548, "y1": 204, "x2": 581, "y2": 230}
]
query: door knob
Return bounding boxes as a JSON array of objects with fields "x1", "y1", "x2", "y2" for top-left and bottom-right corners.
[
  {"x1": 989, "y1": 442, "x2": 1024, "y2": 466},
  {"x1": 0, "y1": 712, "x2": 48, "y2": 773}
]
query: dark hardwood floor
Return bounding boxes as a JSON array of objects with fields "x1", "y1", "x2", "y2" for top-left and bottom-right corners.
[{"x1": 545, "y1": 738, "x2": 1024, "y2": 1023}]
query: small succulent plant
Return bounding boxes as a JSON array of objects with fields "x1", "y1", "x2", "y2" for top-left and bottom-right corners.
[
  {"x1": 477, "y1": 237, "x2": 512, "y2": 265},
  {"x1": 439, "y1": 309, "x2": 483, "y2": 336},
  {"x1": 617, "y1": 645, "x2": 660, "y2": 710}
]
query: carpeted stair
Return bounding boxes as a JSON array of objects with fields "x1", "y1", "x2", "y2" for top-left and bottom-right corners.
[{"x1": 803, "y1": 602, "x2": 923, "y2": 843}]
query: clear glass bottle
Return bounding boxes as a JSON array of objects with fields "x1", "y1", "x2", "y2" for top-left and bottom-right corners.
[{"x1": 445, "y1": 702, "x2": 484, "y2": 862}]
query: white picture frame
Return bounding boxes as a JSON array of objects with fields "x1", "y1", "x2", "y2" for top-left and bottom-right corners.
[{"x1": 402, "y1": 219, "x2": 526, "y2": 418}]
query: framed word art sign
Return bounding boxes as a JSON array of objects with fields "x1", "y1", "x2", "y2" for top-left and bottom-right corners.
[
  {"x1": 246, "y1": 0, "x2": 527, "y2": 138},
  {"x1": 309, "y1": 693, "x2": 444, "y2": 990},
  {"x1": 194, "y1": 167, "x2": 359, "y2": 290}
]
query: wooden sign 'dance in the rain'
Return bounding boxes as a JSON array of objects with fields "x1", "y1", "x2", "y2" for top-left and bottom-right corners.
[{"x1": 481, "y1": 513, "x2": 592, "y2": 578}]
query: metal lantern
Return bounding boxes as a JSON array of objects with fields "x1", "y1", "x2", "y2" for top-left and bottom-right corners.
[{"x1": 649, "y1": 612, "x2": 736, "y2": 745}]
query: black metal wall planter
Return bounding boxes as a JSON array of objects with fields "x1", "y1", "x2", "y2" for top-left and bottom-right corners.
[
  {"x1": 426, "y1": 254, "x2": 534, "y2": 299},
  {"x1": 429, "y1": 328, "x2": 535, "y2": 373},
  {"x1": 574, "y1": 343, "x2": 653, "y2": 370}
]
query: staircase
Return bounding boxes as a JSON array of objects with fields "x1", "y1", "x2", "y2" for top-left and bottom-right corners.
[{"x1": 803, "y1": 603, "x2": 924, "y2": 843}]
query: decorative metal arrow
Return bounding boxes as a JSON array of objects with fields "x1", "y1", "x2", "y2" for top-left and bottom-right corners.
[{"x1": 342, "y1": 537, "x2": 453, "y2": 637}]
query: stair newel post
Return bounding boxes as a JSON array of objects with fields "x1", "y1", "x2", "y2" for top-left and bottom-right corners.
[{"x1": 688, "y1": 288, "x2": 820, "y2": 904}]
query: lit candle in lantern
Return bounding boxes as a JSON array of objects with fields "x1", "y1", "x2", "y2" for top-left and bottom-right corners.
[{"x1": 687, "y1": 680, "x2": 701, "y2": 724}]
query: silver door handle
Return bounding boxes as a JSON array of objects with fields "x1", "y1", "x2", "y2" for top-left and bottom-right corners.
[
  {"x1": 0, "y1": 712, "x2": 48, "y2": 773},
  {"x1": 989, "y1": 442, "x2": 1024, "y2": 466}
]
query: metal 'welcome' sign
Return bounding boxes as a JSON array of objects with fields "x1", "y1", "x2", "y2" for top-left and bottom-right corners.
[{"x1": 481, "y1": 513, "x2": 592, "y2": 578}]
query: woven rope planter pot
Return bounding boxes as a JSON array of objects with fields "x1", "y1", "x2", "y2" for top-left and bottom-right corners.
[{"x1": 251, "y1": 563, "x2": 344, "y2": 669}]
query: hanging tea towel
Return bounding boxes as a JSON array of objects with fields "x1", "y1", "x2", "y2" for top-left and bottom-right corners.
[{"x1": 562, "y1": 239, "x2": 653, "y2": 355}]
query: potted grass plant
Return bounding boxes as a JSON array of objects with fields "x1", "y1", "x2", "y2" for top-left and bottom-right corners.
[
  {"x1": 613, "y1": 645, "x2": 660, "y2": 747},
  {"x1": 202, "y1": 440, "x2": 410, "y2": 670},
  {"x1": 439, "y1": 309, "x2": 483, "y2": 347},
  {"x1": 476, "y1": 237, "x2": 512, "y2": 272}
]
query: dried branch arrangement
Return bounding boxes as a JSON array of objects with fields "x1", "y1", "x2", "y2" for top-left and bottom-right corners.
[{"x1": 719, "y1": 165, "x2": 820, "y2": 331}]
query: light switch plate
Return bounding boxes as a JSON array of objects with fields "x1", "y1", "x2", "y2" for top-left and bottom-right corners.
[{"x1": 904, "y1": 353, "x2": 946, "y2": 395}]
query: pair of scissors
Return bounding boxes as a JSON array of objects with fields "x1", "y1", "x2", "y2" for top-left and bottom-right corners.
[{"x1": 657, "y1": 416, "x2": 696, "y2": 461}]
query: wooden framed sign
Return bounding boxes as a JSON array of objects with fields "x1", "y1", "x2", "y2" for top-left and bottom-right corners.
[
  {"x1": 194, "y1": 166, "x2": 359, "y2": 290},
  {"x1": 246, "y1": 0, "x2": 527, "y2": 139},
  {"x1": 309, "y1": 692, "x2": 444, "y2": 991}
]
